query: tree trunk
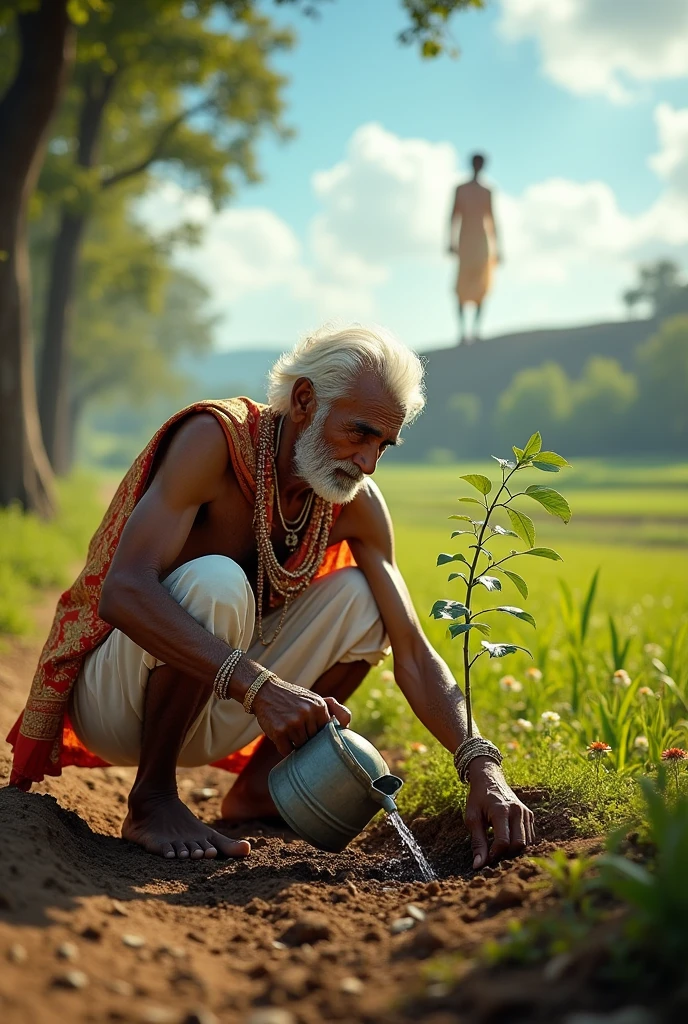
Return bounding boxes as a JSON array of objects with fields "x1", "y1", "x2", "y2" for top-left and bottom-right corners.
[
  {"x1": 39, "y1": 211, "x2": 85, "y2": 474},
  {"x1": 39, "y1": 71, "x2": 116, "y2": 475},
  {"x1": 0, "y1": 1, "x2": 75, "y2": 515}
]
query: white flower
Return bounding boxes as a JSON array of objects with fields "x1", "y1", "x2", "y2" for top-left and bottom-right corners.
[
  {"x1": 612, "y1": 669, "x2": 632, "y2": 687},
  {"x1": 380, "y1": 670, "x2": 395, "y2": 683},
  {"x1": 638, "y1": 686, "x2": 655, "y2": 700},
  {"x1": 525, "y1": 667, "x2": 543, "y2": 683},
  {"x1": 370, "y1": 689, "x2": 382, "y2": 699},
  {"x1": 541, "y1": 711, "x2": 561, "y2": 727},
  {"x1": 513, "y1": 718, "x2": 534, "y2": 733},
  {"x1": 634, "y1": 735, "x2": 649, "y2": 752},
  {"x1": 499, "y1": 675, "x2": 523, "y2": 693}
]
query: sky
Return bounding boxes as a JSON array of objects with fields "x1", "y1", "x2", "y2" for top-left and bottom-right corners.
[{"x1": 139, "y1": 0, "x2": 688, "y2": 352}]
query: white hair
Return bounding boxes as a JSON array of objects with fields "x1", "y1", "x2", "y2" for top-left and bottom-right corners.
[{"x1": 267, "y1": 323, "x2": 426, "y2": 424}]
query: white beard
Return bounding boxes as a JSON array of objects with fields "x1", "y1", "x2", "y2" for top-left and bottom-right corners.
[{"x1": 293, "y1": 406, "x2": 365, "y2": 504}]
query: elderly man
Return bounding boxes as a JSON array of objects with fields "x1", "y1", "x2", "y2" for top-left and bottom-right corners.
[{"x1": 8, "y1": 325, "x2": 533, "y2": 867}]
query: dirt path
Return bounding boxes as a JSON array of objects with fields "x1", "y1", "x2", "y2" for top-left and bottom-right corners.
[{"x1": 0, "y1": 597, "x2": 602, "y2": 1024}]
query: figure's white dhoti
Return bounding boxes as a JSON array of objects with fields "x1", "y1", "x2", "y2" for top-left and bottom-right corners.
[{"x1": 69, "y1": 556, "x2": 390, "y2": 768}]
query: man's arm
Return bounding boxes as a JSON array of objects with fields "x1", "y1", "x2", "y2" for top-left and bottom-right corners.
[
  {"x1": 342, "y1": 480, "x2": 534, "y2": 867},
  {"x1": 448, "y1": 186, "x2": 461, "y2": 253},
  {"x1": 487, "y1": 189, "x2": 502, "y2": 262},
  {"x1": 99, "y1": 413, "x2": 348, "y2": 755}
]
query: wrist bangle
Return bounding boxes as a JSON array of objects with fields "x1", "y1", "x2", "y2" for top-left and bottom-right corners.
[
  {"x1": 213, "y1": 649, "x2": 243, "y2": 701},
  {"x1": 453, "y1": 737, "x2": 503, "y2": 784},
  {"x1": 243, "y1": 668, "x2": 273, "y2": 714}
]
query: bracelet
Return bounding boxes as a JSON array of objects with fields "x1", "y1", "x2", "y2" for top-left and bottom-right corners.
[
  {"x1": 243, "y1": 668, "x2": 273, "y2": 714},
  {"x1": 213, "y1": 649, "x2": 243, "y2": 701},
  {"x1": 453, "y1": 736, "x2": 503, "y2": 784}
]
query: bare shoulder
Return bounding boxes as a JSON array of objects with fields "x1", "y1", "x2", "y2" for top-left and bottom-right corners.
[
  {"x1": 334, "y1": 478, "x2": 393, "y2": 546},
  {"x1": 149, "y1": 411, "x2": 232, "y2": 507}
]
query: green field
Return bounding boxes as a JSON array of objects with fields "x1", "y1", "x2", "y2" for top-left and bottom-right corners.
[{"x1": 352, "y1": 458, "x2": 688, "y2": 826}]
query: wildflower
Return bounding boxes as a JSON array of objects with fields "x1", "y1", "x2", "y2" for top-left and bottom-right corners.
[
  {"x1": 380, "y1": 670, "x2": 395, "y2": 683},
  {"x1": 505, "y1": 740, "x2": 520, "y2": 753},
  {"x1": 525, "y1": 667, "x2": 543, "y2": 683},
  {"x1": 634, "y1": 735, "x2": 649, "y2": 752},
  {"x1": 587, "y1": 741, "x2": 612, "y2": 759},
  {"x1": 637, "y1": 686, "x2": 655, "y2": 700},
  {"x1": 409, "y1": 742, "x2": 427, "y2": 754},
  {"x1": 513, "y1": 718, "x2": 533, "y2": 733},
  {"x1": 643, "y1": 643, "x2": 663, "y2": 658},
  {"x1": 661, "y1": 748, "x2": 688, "y2": 761},
  {"x1": 541, "y1": 711, "x2": 561, "y2": 727},
  {"x1": 612, "y1": 669, "x2": 632, "y2": 687},
  {"x1": 499, "y1": 675, "x2": 523, "y2": 693},
  {"x1": 369, "y1": 688, "x2": 382, "y2": 699}
]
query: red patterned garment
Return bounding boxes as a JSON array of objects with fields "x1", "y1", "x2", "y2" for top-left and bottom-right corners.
[{"x1": 7, "y1": 398, "x2": 355, "y2": 788}]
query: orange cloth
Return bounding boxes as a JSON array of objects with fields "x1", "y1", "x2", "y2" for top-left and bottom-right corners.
[{"x1": 7, "y1": 398, "x2": 355, "y2": 788}]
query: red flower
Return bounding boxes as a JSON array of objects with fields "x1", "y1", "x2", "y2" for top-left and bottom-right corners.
[
  {"x1": 661, "y1": 748, "x2": 688, "y2": 761},
  {"x1": 587, "y1": 741, "x2": 612, "y2": 758}
]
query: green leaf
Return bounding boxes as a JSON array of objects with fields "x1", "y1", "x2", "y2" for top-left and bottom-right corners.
[
  {"x1": 501, "y1": 569, "x2": 529, "y2": 600},
  {"x1": 490, "y1": 525, "x2": 518, "y2": 538},
  {"x1": 458, "y1": 497, "x2": 486, "y2": 506},
  {"x1": 506, "y1": 507, "x2": 535, "y2": 547},
  {"x1": 437, "y1": 552, "x2": 470, "y2": 567},
  {"x1": 522, "y1": 432, "x2": 542, "y2": 460},
  {"x1": 469, "y1": 543, "x2": 493, "y2": 560},
  {"x1": 460, "y1": 473, "x2": 492, "y2": 496},
  {"x1": 474, "y1": 575, "x2": 501, "y2": 592},
  {"x1": 448, "y1": 621, "x2": 492, "y2": 639},
  {"x1": 480, "y1": 641, "x2": 532, "y2": 659},
  {"x1": 532, "y1": 451, "x2": 570, "y2": 468},
  {"x1": 429, "y1": 600, "x2": 469, "y2": 621},
  {"x1": 450, "y1": 530, "x2": 474, "y2": 538},
  {"x1": 520, "y1": 547, "x2": 563, "y2": 561},
  {"x1": 523, "y1": 485, "x2": 572, "y2": 524},
  {"x1": 448, "y1": 572, "x2": 468, "y2": 584},
  {"x1": 531, "y1": 461, "x2": 560, "y2": 473},
  {"x1": 448, "y1": 622, "x2": 476, "y2": 638},
  {"x1": 495, "y1": 606, "x2": 537, "y2": 628},
  {"x1": 492, "y1": 456, "x2": 516, "y2": 470},
  {"x1": 448, "y1": 514, "x2": 473, "y2": 522},
  {"x1": 512, "y1": 446, "x2": 524, "y2": 462}
]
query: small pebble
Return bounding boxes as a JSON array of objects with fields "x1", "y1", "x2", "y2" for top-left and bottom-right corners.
[
  {"x1": 55, "y1": 969, "x2": 89, "y2": 990},
  {"x1": 190, "y1": 787, "x2": 218, "y2": 802},
  {"x1": 246, "y1": 1010, "x2": 295, "y2": 1024},
  {"x1": 406, "y1": 903, "x2": 426, "y2": 922},
  {"x1": 390, "y1": 917, "x2": 415, "y2": 934},
  {"x1": 140, "y1": 1007, "x2": 179, "y2": 1024},
  {"x1": 7, "y1": 943, "x2": 28, "y2": 964},
  {"x1": 339, "y1": 976, "x2": 364, "y2": 995},
  {"x1": 56, "y1": 942, "x2": 79, "y2": 961},
  {"x1": 107, "y1": 979, "x2": 134, "y2": 996},
  {"x1": 427, "y1": 982, "x2": 450, "y2": 999},
  {"x1": 111, "y1": 899, "x2": 128, "y2": 916},
  {"x1": 271, "y1": 940, "x2": 287, "y2": 950},
  {"x1": 122, "y1": 933, "x2": 146, "y2": 948}
]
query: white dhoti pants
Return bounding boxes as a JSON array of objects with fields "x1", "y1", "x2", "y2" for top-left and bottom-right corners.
[{"x1": 69, "y1": 556, "x2": 390, "y2": 768}]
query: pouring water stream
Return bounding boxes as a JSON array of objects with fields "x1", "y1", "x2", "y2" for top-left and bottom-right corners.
[{"x1": 387, "y1": 810, "x2": 435, "y2": 882}]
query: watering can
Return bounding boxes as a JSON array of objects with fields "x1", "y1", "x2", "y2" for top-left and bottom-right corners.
[{"x1": 268, "y1": 720, "x2": 404, "y2": 852}]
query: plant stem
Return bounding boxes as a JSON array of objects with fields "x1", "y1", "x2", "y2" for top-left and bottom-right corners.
[{"x1": 461, "y1": 464, "x2": 520, "y2": 739}]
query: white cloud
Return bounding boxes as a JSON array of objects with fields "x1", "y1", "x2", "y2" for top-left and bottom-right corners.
[
  {"x1": 498, "y1": 0, "x2": 688, "y2": 102},
  {"x1": 138, "y1": 109, "x2": 688, "y2": 344}
]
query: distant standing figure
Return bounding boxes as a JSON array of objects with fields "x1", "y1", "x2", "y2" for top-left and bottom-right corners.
[{"x1": 449, "y1": 153, "x2": 501, "y2": 344}]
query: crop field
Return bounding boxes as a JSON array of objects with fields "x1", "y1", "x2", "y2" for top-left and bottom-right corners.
[{"x1": 352, "y1": 457, "x2": 688, "y2": 828}]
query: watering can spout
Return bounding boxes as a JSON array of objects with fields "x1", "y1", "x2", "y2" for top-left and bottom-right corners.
[{"x1": 371, "y1": 774, "x2": 404, "y2": 814}]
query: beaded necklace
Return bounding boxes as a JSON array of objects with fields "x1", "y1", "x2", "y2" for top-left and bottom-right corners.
[{"x1": 253, "y1": 410, "x2": 333, "y2": 646}]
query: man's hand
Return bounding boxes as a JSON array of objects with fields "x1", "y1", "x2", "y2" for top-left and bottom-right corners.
[
  {"x1": 464, "y1": 757, "x2": 535, "y2": 870},
  {"x1": 252, "y1": 676, "x2": 351, "y2": 757}
]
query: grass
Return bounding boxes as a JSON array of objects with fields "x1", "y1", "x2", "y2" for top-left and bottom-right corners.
[
  {"x1": 0, "y1": 473, "x2": 104, "y2": 635},
  {"x1": 350, "y1": 457, "x2": 688, "y2": 834}
]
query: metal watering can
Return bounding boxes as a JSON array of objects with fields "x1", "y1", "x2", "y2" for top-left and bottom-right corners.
[{"x1": 268, "y1": 720, "x2": 404, "y2": 852}]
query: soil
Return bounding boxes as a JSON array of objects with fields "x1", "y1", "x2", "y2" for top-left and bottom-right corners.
[{"x1": 0, "y1": 594, "x2": 662, "y2": 1024}]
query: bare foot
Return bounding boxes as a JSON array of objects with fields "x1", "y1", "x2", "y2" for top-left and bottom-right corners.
[
  {"x1": 123, "y1": 791, "x2": 251, "y2": 859},
  {"x1": 220, "y1": 779, "x2": 279, "y2": 825}
]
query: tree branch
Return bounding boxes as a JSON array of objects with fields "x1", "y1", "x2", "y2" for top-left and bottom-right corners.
[{"x1": 100, "y1": 96, "x2": 214, "y2": 191}]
